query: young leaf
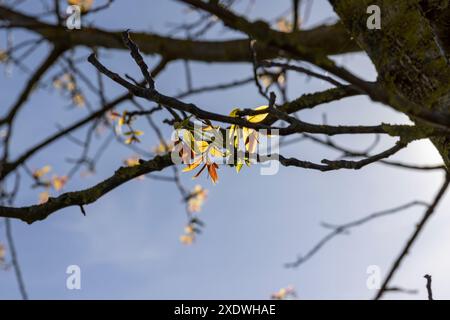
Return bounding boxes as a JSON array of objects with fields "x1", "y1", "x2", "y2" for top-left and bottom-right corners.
[{"x1": 247, "y1": 105, "x2": 269, "y2": 123}]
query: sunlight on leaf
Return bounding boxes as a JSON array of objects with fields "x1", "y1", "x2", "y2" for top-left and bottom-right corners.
[
  {"x1": 209, "y1": 146, "x2": 224, "y2": 157},
  {"x1": 235, "y1": 162, "x2": 244, "y2": 173},
  {"x1": 124, "y1": 134, "x2": 141, "y2": 144},
  {"x1": 182, "y1": 157, "x2": 203, "y2": 173},
  {"x1": 178, "y1": 106, "x2": 268, "y2": 182},
  {"x1": 176, "y1": 126, "x2": 223, "y2": 184},
  {"x1": 196, "y1": 140, "x2": 209, "y2": 154},
  {"x1": 247, "y1": 105, "x2": 269, "y2": 123},
  {"x1": 229, "y1": 108, "x2": 240, "y2": 117},
  {"x1": 117, "y1": 111, "x2": 127, "y2": 127},
  {"x1": 124, "y1": 130, "x2": 143, "y2": 136},
  {"x1": 112, "y1": 110, "x2": 129, "y2": 135},
  {"x1": 245, "y1": 129, "x2": 259, "y2": 154}
]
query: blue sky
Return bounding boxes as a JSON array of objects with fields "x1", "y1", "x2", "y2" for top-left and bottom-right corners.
[{"x1": 0, "y1": 0, "x2": 449, "y2": 300}]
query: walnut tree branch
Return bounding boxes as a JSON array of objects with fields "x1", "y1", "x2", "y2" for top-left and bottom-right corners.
[
  {"x1": 0, "y1": 155, "x2": 173, "y2": 224},
  {"x1": 375, "y1": 174, "x2": 450, "y2": 300}
]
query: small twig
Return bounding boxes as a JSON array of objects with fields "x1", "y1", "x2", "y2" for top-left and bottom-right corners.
[
  {"x1": 320, "y1": 141, "x2": 408, "y2": 170},
  {"x1": 121, "y1": 30, "x2": 154, "y2": 89},
  {"x1": 5, "y1": 218, "x2": 28, "y2": 299},
  {"x1": 384, "y1": 286, "x2": 418, "y2": 295},
  {"x1": 285, "y1": 201, "x2": 429, "y2": 268},
  {"x1": 260, "y1": 60, "x2": 344, "y2": 87},
  {"x1": 298, "y1": 133, "x2": 446, "y2": 172},
  {"x1": 79, "y1": 205, "x2": 86, "y2": 216},
  {"x1": 292, "y1": 0, "x2": 300, "y2": 32},
  {"x1": 249, "y1": 39, "x2": 270, "y2": 101},
  {"x1": 273, "y1": 140, "x2": 409, "y2": 172},
  {"x1": 424, "y1": 274, "x2": 433, "y2": 300}
]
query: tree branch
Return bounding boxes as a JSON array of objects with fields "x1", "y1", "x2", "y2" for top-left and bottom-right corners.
[
  {"x1": 0, "y1": 155, "x2": 173, "y2": 224},
  {"x1": 5, "y1": 218, "x2": 28, "y2": 299},
  {"x1": 375, "y1": 174, "x2": 450, "y2": 300},
  {"x1": 285, "y1": 201, "x2": 429, "y2": 268},
  {"x1": 0, "y1": 45, "x2": 65, "y2": 126},
  {"x1": 87, "y1": 46, "x2": 431, "y2": 139},
  {"x1": 0, "y1": 4, "x2": 359, "y2": 62},
  {"x1": 274, "y1": 140, "x2": 408, "y2": 171}
]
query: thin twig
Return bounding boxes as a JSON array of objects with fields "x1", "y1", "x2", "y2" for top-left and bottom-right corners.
[
  {"x1": 424, "y1": 274, "x2": 433, "y2": 300},
  {"x1": 5, "y1": 218, "x2": 28, "y2": 299},
  {"x1": 285, "y1": 201, "x2": 429, "y2": 268}
]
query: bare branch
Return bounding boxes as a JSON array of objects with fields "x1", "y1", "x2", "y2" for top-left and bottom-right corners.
[
  {"x1": 5, "y1": 218, "x2": 28, "y2": 299},
  {"x1": 274, "y1": 140, "x2": 409, "y2": 172},
  {"x1": 285, "y1": 201, "x2": 429, "y2": 268},
  {"x1": 375, "y1": 175, "x2": 450, "y2": 300},
  {"x1": 0, "y1": 45, "x2": 65, "y2": 127},
  {"x1": 0, "y1": 5, "x2": 359, "y2": 61},
  {"x1": 0, "y1": 155, "x2": 173, "y2": 224}
]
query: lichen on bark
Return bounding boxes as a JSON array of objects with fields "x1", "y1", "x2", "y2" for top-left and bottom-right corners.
[{"x1": 330, "y1": 0, "x2": 450, "y2": 168}]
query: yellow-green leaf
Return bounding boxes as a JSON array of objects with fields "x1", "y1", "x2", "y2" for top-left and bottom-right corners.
[
  {"x1": 183, "y1": 157, "x2": 203, "y2": 172},
  {"x1": 209, "y1": 147, "x2": 224, "y2": 157},
  {"x1": 195, "y1": 140, "x2": 209, "y2": 153},
  {"x1": 229, "y1": 108, "x2": 241, "y2": 117},
  {"x1": 247, "y1": 105, "x2": 269, "y2": 123}
]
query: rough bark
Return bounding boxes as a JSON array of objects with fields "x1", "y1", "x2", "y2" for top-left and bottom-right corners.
[{"x1": 329, "y1": 0, "x2": 450, "y2": 168}]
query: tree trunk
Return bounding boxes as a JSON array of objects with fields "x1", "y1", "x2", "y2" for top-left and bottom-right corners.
[{"x1": 330, "y1": 0, "x2": 450, "y2": 168}]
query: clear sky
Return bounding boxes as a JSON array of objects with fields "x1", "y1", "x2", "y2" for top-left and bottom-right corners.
[{"x1": 0, "y1": 0, "x2": 449, "y2": 300}]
